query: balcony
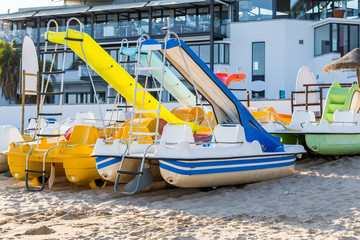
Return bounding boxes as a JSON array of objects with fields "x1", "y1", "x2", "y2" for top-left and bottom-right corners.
[
  {"x1": 152, "y1": 18, "x2": 227, "y2": 37},
  {"x1": 0, "y1": 28, "x2": 37, "y2": 44},
  {"x1": 93, "y1": 21, "x2": 149, "y2": 40}
]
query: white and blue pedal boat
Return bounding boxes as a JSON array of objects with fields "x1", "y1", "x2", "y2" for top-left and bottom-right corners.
[{"x1": 92, "y1": 33, "x2": 306, "y2": 193}]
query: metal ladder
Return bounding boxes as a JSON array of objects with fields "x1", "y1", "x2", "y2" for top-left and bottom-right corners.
[
  {"x1": 25, "y1": 18, "x2": 98, "y2": 191},
  {"x1": 114, "y1": 34, "x2": 166, "y2": 194},
  {"x1": 106, "y1": 38, "x2": 135, "y2": 126},
  {"x1": 25, "y1": 19, "x2": 67, "y2": 191}
]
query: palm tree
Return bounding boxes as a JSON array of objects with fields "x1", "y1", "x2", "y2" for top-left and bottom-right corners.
[{"x1": 0, "y1": 40, "x2": 20, "y2": 101}]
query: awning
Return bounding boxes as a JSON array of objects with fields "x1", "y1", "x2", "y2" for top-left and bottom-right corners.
[
  {"x1": 89, "y1": 2, "x2": 148, "y2": 12},
  {"x1": 147, "y1": 0, "x2": 207, "y2": 7},
  {"x1": 34, "y1": 6, "x2": 90, "y2": 17},
  {"x1": 0, "y1": 11, "x2": 37, "y2": 20}
]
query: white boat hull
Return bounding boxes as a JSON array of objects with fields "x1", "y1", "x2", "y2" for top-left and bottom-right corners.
[{"x1": 159, "y1": 154, "x2": 296, "y2": 188}]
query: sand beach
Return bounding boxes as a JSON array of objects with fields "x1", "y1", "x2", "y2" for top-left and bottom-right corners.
[{"x1": 0, "y1": 156, "x2": 359, "y2": 239}]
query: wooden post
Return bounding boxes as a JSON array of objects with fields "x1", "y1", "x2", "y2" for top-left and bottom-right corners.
[
  {"x1": 21, "y1": 70, "x2": 26, "y2": 135},
  {"x1": 290, "y1": 91, "x2": 294, "y2": 114},
  {"x1": 357, "y1": 68, "x2": 360, "y2": 88},
  {"x1": 36, "y1": 71, "x2": 40, "y2": 118},
  {"x1": 319, "y1": 87, "x2": 323, "y2": 119},
  {"x1": 305, "y1": 85, "x2": 309, "y2": 110}
]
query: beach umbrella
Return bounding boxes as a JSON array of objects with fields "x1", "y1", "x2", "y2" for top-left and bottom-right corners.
[{"x1": 323, "y1": 48, "x2": 360, "y2": 87}]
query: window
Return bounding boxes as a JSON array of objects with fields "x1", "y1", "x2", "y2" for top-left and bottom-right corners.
[
  {"x1": 252, "y1": 42, "x2": 265, "y2": 81},
  {"x1": 188, "y1": 43, "x2": 229, "y2": 64},
  {"x1": 290, "y1": 0, "x2": 305, "y2": 19},
  {"x1": 66, "y1": 92, "x2": 105, "y2": 104},
  {"x1": 315, "y1": 23, "x2": 359, "y2": 57},
  {"x1": 350, "y1": 25, "x2": 359, "y2": 50},
  {"x1": 238, "y1": 0, "x2": 273, "y2": 22},
  {"x1": 279, "y1": 90, "x2": 286, "y2": 99},
  {"x1": 314, "y1": 24, "x2": 330, "y2": 56},
  {"x1": 252, "y1": 90, "x2": 265, "y2": 99}
]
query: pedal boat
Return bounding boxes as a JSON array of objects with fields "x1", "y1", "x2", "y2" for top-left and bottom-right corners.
[
  {"x1": 6, "y1": 125, "x2": 108, "y2": 189},
  {"x1": 93, "y1": 123, "x2": 305, "y2": 189},
  {"x1": 265, "y1": 82, "x2": 360, "y2": 155}
]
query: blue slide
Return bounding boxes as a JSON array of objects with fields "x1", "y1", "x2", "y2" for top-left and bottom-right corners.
[{"x1": 159, "y1": 39, "x2": 283, "y2": 152}]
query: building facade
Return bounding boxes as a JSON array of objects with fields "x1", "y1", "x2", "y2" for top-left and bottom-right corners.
[{"x1": 0, "y1": 0, "x2": 359, "y2": 104}]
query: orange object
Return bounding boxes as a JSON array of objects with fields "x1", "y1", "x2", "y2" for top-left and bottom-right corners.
[
  {"x1": 249, "y1": 107, "x2": 292, "y2": 125},
  {"x1": 171, "y1": 107, "x2": 205, "y2": 123},
  {"x1": 215, "y1": 67, "x2": 247, "y2": 87}
]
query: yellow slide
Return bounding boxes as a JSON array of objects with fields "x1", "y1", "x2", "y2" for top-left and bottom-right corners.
[{"x1": 47, "y1": 29, "x2": 193, "y2": 129}]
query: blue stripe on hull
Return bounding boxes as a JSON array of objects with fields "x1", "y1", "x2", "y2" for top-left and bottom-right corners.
[
  {"x1": 163, "y1": 155, "x2": 295, "y2": 168},
  {"x1": 159, "y1": 156, "x2": 296, "y2": 175},
  {"x1": 96, "y1": 157, "x2": 121, "y2": 170}
]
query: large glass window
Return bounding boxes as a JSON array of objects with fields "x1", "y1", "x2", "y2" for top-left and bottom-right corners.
[
  {"x1": 66, "y1": 92, "x2": 105, "y2": 104},
  {"x1": 252, "y1": 42, "x2": 265, "y2": 81},
  {"x1": 315, "y1": 23, "x2": 359, "y2": 57},
  {"x1": 238, "y1": 0, "x2": 273, "y2": 22},
  {"x1": 314, "y1": 24, "x2": 330, "y2": 56},
  {"x1": 332, "y1": 23, "x2": 338, "y2": 51},
  {"x1": 350, "y1": 25, "x2": 359, "y2": 50},
  {"x1": 290, "y1": 0, "x2": 305, "y2": 19},
  {"x1": 339, "y1": 24, "x2": 349, "y2": 55},
  {"x1": 188, "y1": 43, "x2": 230, "y2": 64},
  {"x1": 347, "y1": 0, "x2": 359, "y2": 18}
]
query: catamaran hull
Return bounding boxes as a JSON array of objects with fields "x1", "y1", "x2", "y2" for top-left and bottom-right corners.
[
  {"x1": 159, "y1": 154, "x2": 296, "y2": 188},
  {"x1": 305, "y1": 134, "x2": 360, "y2": 155}
]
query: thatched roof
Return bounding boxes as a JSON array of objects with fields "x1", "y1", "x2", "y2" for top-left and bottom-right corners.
[{"x1": 323, "y1": 48, "x2": 360, "y2": 73}]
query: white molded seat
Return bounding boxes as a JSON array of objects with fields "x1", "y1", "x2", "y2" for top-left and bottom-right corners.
[
  {"x1": 104, "y1": 110, "x2": 126, "y2": 123},
  {"x1": 212, "y1": 124, "x2": 245, "y2": 143},
  {"x1": 290, "y1": 110, "x2": 315, "y2": 129},
  {"x1": 160, "y1": 124, "x2": 194, "y2": 144},
  {"x1": 74, "y1": 111, "x2": 96, "y2": 125},
  {"x1": 333, "y1": 110, "x2": 360, "y2": 126}
]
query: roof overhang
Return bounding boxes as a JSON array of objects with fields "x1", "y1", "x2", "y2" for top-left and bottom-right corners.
[
  {"x1": 147, "y1": 0, "x2": 208, "y2": 7},
  {"x1": 312, "y1": 17, "x2": 360, "y2": 28},
  {"x1": 33, "y1": 6, "x2": 90, "y2": 17},
  {"x1": 89, "y1": 2, "x2": 148, "y2": 12},
  {"x1": 0, "y1": 11, "x2": 37, "y2": 20}
]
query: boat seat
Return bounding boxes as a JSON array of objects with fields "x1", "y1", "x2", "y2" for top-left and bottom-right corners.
[
  {"x1": 212, "y1": 124, "x2": 245, "y2": 143},
  {"x1": 160, "y1": 124, "x2": 194, "y2": 144},
  {"x1": 290, "y1": 110, "x2": 315, "y2": 129},
  {"x1": 74, "y1": 111, "x2": 96, "y2": 125},
  {"x1": 121, "y1": 126, "x2": 152, "y2": 144},
  {"x1": 66, "y1": 125, "x2": 99, "y2": 145},
  {"x1": 333, "y1": 110, "x2": 360, "y2": 126}
]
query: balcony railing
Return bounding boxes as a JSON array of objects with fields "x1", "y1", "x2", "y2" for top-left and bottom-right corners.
[
  {"x1": 152, "y1": 18, "x2": 227, "y2": 36},
  {"x1": 94, "y1": 21, "x2": 149, "y2": 40},
  {"x1": 0, "y1": 18, "x2": 227, "y2": 46},
  {"x1": 0, "y1": 28, "x2": 38, "y2": 44}
]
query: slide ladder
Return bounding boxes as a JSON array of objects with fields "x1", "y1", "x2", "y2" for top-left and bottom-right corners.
[
  {"x1": 25, "y1": 19, "x2": 69, "y2": 191},
  {"x1": 114, "y1": 37, "x2": 167, "y2": 194},
  {"x1": 322, "y1": 82, "x2": 358, "y2": 122},
  {"x1": 26, "y1": 18, "x2": 108, "y2": 192},
  {"x1": 106, "y1": 38, "x2": 134, "y2": 125},
  {"x1": 120, "y1": 44, "x2": 196, "y2": 108}
]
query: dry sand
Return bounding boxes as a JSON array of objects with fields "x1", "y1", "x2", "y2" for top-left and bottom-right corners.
[{"x1": 0, "y1": 156, "x2": 360, "y2": 239}]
